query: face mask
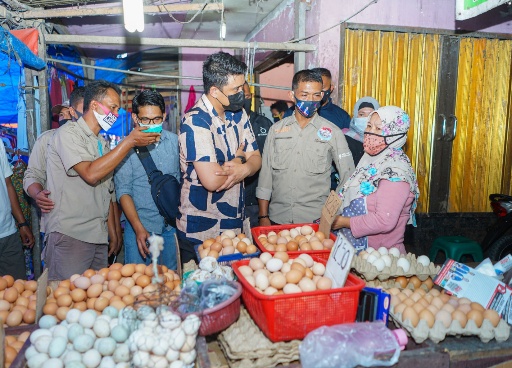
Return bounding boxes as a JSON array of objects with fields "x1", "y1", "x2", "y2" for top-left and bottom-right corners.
[
  {"x1": 94, "y1": 102, "x2": 119, "y2": 132},
  {"x1": 353, "y1": 117, "x2": 368, "y2": 136},
  {"x1": 243, "y1": 98, "x2": 252, "y2": 113},
  {"x1": 58, "y1": 119, "x2": 71, "y2": 127},
  {"x1": 321, "y1": 88, "x2": 332, "y2": 105},
  {"x1": 217, "y1": 89, "x2": 245, "y2": 112},
  {"x1": 273, "y1": 115, "x2": 281, "y2": 123},
  {"x1": 73, "y1": 111, "x2": 83, "y2": 122},
  {"x1": 294, "y1": 97, "x2": 321, "y2": 119},
  {"x1": 363, "y1": 132, "x2": 388, "y2": 156},
  {"x1": 139, "y1": 122, "x2": 163, "y2": 133}
]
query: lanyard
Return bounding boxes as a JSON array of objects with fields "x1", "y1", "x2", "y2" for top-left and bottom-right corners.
[{"x1": 97, "y1": 140, "x2": 103, "y2": 157}]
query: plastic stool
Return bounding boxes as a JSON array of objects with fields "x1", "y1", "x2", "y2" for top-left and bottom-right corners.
[{"x1": 429, "y1": 236, "x2": 484, "y2": 263}]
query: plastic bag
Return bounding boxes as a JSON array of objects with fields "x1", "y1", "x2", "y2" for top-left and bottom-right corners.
[
  {"x1": 174, "y1": 279, "x2": 238, "y2": 314},
  {"x1": 299, "y1": 322, "x2": 405, "y2": 368}
]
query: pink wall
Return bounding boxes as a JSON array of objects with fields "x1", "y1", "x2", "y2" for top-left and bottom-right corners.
[{"x1": 259, "y1": 63, "x2": 294, "y2": 106}]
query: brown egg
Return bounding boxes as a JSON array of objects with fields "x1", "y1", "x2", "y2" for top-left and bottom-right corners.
[
  {"x1": 107, "y1": 270, "x2": 122, "y2": 281},
  {"x1": 435, "y1": 310, "x2": 452, "y2": 328},
  {"x1": 395, "y1": 276, "x2": 408, "y2": 289},
  {"x1": 28, "y1": 300, "x2": 37, "y2": 310},
  {"x1": 457, "y1": 304, "x2": 472, "y2": 314},
  {"x1": 290, "y1": 263, "x2": 306, "y2": 276},
  {"x1": 274, "y1": 251, "x2": 289, "y2": 263},
  {"x1": 90, "y1": 274, "x2": 105, "y2": 285},
  {"x1": 410, "y1": 292, "x2": 422, "y2": 302},
  {"x1": 413, "y1": 302, "x2": 425, "y2": 314},
  {"x1": 107, "y1": 280, "x2": 120, "y2": 292},
  {"x1": 207, "y1": 250, "x2": 219, "y2": 259},
  {"x1": 247, "y1": 245, "x2": 258, "y2": 254},
  {"x1": 5, "y1": 346, "x2": 17, "y2": 363},
  {"x1": 286, "y1": 241, "x2": 299, "y2": 251},
  {"x1": 136, "y1": 275, "x2": 151, "y2": 288},
  {"x1": 419, "y1": 309, "x2": 435, "y2": 328},
  {"x1": 0, "y1": 300, "x2": 10, "y2": 311},
  {"x1": 11, "y1": 340, "x2": 24, "y2": 352},
  {"x1": 402, "y1": 289, "x2": 413, "y2": 297},
  {"x1": 134, "y1": 263, "x2": 146, "y2": 274},
  {"x1": 22, "y1": 309, "x2": 36, "y2": 324},
  {"x1": 425, "y1": 304, "x2": 438, "y2": 316},
  {"x1": 110, "y1": 300, "x2": 126, "y2": 310},
  {"x1": 223, "y1": 246, "x2": 235, "y2": 255},
  {"x1": 122, "y1": 294, "x2": 135, "y2": 306},
  {"x1": 23, "y1": 280, "x2": 37, "y2": 293},
  {"x1": 82, "y1": 269, "x2": 96, "y2": 278},
  {"x1": 408, "y1": 276, "x2": 421, "y2": 289},
  {"x1": 203, "y1": 239, "x2": 215, "y2": 247},
  {"x1": 402, "y1": 307, "x2": 419, "y2": 327},
  {"x1": 18, "y1": 331, "x2": 30, "y2": 342},
  {"x1": 12, "y1": 305, "x2": 27, "y2": 314},
  {"x1": 483, "y1": 309, "x2": 500, "y2": 327},
  {"x1": 115, "y1": 285, "x2": 130, "y2": 298},
  {"x1": 43, "y1": 302, "x2": 58, "y2": 315},
  {"x1": 265, "y1": 244, "x2": 275, "y2": 251},
  {"x1": 396, "y1": 293, "x2": 407, "y2": 302},
  {"x1": 15, "y1": 296, "x2": 29, "y2": 307},
  {"x1": 470, "y1": 302, "x2": 485, "y2": 312},
  {"x1": 451, "y1": 310, "x2": 468, "y2": 328},
  {"x1": 315, "y1": 231, "x2": 326, "y2": 241},
  {"x1": 53, "y1": 287, "x2": 70, "y2": 299},
  {"x1": 275, "y1": 244, "x2": 287, "y2": 252},
  {"x1": 94, "y1": 297, "x2": 109, "y2": 312},
  {"x1": 73, "y1": 276, "x2": 91, "y2": 290},
  {"x1": 100, "y1": 291, "x2": 115, "y2": 300},
  {"x1": 3, "y1": 287, "x2": 18, "y2": 303},
  {"x1": 236, "y1": 242, "x2": 247, "y2": 253},
  {"x1": 431, "y1": 296, "x2": 444, "y2": 310},
  {"x1": 3, "y1": 275, "x2": 14, "y2": 287},
  {"x1": 0, "y1": 310, "x2": 9, "y2": 324},
  {"x1": 6, "y1": 310, "x2": 22, "y2": 326},
  {"x1": 221, "y1": 238, "x2": 233, "y2": 248},
  {"x1": 210, "y1": 242, "x2": 222, "y2": 252},
  {"x1": 87, "y1": 283, "x2": 103, "y2": 298},
  {"x1": 304, "y1": 268, "x2": 314, "y2": 279},
  {"x1": 4, "y1": 335, "x2": 16, "y2": 345},
  {"x1": 418, "y1": 298, "x2": 430, "y2": 308},
  {"x1": 71, "y1": 288, "x2": 86, "y2": 303},
  {"x1": 394, "y1": 302, "x2": 407, "y2": 314},
  {"x1": 403, "y1": 298, "x2": 415, "y2": 307},
  {"x1": 285, "y1": 270, "x2": 302, "y2": 284},
  {"x1": 0, "y1": 278, "x2": 7, "y2": 291},
  {"x1": 439, "y1": 294, "x2": 450, "y2": 303},
  {"x1": 120, "y1": 277, "x2": 135, "y2": 289},
  {"x1": 441, "y1": 303, "x2": 455, "y2": 314},
  {"x1": 110, "y1": 263, "x2": 123, "y2": 270},
  {"x1": 467, "y1": 309, "x2": 483, "y2": 327},
  {"x1": 422, "y1": 277, "x2": 434, "y2": 290},
  {"x1": 316, "y1": 277, "x2": 332, "y2": 290},
  {"x1": 57, "y1": 294, "x2": 72, "y2": 308},
  {"x1": 269, "y1": 274, "x2": 286, "y2": 290},
  {"x1": 21, "y1": 290, "x2": 33, "y2": 298},
  {"x1": 56, "y1": 306, "x2": 70, "y2": 321},
  {"x1": 130, "y1": 285, "x2": 143, "y2": 297},
  {"x1": 428, "y1": 289, "x2": 441, "y2": 297},
  {"x1": 74, "y1": 301, "x2": 87, "y2": 311},
  {"x1": 458, "y1": 297, "x2": 471, "y2": 305}
]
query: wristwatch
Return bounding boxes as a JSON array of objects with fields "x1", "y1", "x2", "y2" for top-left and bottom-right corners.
[
  {"x1": 17, "y1": 221, "x2": 29, "y2": 229},
  {"x1": 236, "y1": 155, "x2": 247, "y2": 164}
]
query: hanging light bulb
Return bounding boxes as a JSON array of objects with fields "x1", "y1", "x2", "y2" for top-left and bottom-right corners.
[
  {"x1": 220, "y1": 20, "x2": 226, "y2": 39},
  {"x1": 123, "y1": 0, "x2": 145, "y2": 33}
]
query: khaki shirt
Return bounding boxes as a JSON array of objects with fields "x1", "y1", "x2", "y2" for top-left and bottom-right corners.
[
  {"x1": 23, "y1": 129, "x2": 56, "y2": 233},
  {"x1": 256, "y1": 114, "x2": 354, "y2": 224},
  {"x1": 45, "y1": 118, "x2": 113, "y2": 244}
]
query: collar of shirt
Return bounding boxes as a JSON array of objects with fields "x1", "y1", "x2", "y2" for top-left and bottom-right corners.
[
  {"x1": 76, "y1": 117, "x2": 95, "y2": 137},
  {"x1": 284, "y1": 111, "x2": 322, "y2": 130},
  {"x1": 200, "y1": 94, "x2": 243, "y2": 130}
]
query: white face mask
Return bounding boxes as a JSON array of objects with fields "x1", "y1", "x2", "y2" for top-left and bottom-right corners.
[
  {"x1": 352, "y1": 117, "x2": 368, "y2": 136},
  {"x1": 94, "y1": 103, "x2": 118, "y2": 132}
]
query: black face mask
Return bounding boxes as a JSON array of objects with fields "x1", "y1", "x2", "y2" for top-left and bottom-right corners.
[
  {"x1": 58, "y1": 119, "x2": 72, "y2": 127},
  {"x1": 74, "y1": 111, "x2": 83, "y2": 122},
  {"x1": 218, "y1": 90, "x2": 245, "y2": 112},
  {"x1": 273, "y1": 116, "x2": 280, "y2": 123},
  {"x1": 321, "y1": 88, "x2": 332, "y2": 105},
  {"x1": 243, "y1": 98, "x2": 252, "y2": 113}
]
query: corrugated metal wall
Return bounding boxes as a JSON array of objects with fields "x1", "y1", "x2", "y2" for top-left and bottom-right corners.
[{"x1": 341, "y1": 29, "x2": 440, "y2": 213}]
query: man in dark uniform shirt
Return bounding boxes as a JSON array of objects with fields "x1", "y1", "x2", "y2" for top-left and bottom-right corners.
[{"x1": 242, "y1": 82, "x2": 273, "y2": 227}]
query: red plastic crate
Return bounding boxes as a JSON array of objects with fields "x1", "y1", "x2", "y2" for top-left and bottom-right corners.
[
  {"x1": 232, "y1": 256, "x2": 365, "y2": 342},
  {"x1": 251, "y1": 223, "x2": 336, "y2": 261}
]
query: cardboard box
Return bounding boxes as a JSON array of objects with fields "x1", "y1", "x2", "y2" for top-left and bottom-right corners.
[{"x1": 434, "y1": 259, "x2": 512, "y2": 317}]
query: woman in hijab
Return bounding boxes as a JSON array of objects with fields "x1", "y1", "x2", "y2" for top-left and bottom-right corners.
[
  {"x1": 332, "y1": 106, "x2": 419, "y2": 254},
  {"x1": 343, "y1": 97, "x2": 380, "y2": 166}
]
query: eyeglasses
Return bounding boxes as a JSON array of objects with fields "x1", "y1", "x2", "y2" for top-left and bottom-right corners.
[{"x1": 137, "y1": 116, "x2": 163, "y2": 124}]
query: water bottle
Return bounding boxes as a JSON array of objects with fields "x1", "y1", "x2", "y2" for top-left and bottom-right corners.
[{"x1": 299, "y1": 322, "x2": 408, "y2": 368}]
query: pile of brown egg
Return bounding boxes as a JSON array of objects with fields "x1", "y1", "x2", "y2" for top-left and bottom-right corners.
[
  {"x1": 257, "y1": 225, "x2": 334, "y2": 252},
  {"x1": 4, "y1": 331, "x2": 31, "y2": 367},
  {"x1": 43, "y1": 263, "x2": 181, "y2": 321},
  {"x1": 198, "y1": 230, "x2": 258, "y2": 259},
  {"x1": 0, "y1": 276, "x2": 40, "y2": 327}
]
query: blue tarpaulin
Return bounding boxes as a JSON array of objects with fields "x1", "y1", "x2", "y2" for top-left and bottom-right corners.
[{"x1": 0, "y1": 29, "x2": 45, "y2": 70}]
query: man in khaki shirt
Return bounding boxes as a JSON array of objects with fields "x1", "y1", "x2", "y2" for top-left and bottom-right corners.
[
  {"x1": 256, "y1": 69, "x2": 355, "y2": 225},
  {"x1": 43, "y1": 80, "x2": 160, "y2": 280}
]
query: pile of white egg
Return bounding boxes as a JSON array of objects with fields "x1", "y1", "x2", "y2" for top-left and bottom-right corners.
[{"x1": 358, "y1": 247, "x2": 432, "y2": 272}]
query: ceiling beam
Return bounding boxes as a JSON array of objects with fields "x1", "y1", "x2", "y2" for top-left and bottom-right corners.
[
  {"x1": 17, "y1": 3, "x2": 223, "y2": 20},
  {"x1": 44, "y1": 34, "x2": 316, "y2": 52}
]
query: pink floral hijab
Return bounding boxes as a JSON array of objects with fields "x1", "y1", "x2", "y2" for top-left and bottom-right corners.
[{"x1": 338, "y1": 106, "x2": 420, "y2": 226}]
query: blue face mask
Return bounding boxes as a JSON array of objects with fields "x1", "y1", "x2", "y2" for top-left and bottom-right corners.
[
  {"x1": 352, "y1": 117, "x2": 368, "y2": 136},
  {"x1": 294, "y1": 97, "x2": 321, "y2": 118},
  {"x1": 139, "y1": 122, "x2": 163, "y2": 133}
]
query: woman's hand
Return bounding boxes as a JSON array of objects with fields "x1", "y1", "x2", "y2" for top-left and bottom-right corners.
[{"x1": 332, "y1": 215, "x2": 350, "y2": 230}]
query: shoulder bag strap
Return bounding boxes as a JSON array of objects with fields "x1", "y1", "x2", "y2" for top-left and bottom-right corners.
[{"x1": 134, "y1": 146, "x2": 162, "y2": 183}]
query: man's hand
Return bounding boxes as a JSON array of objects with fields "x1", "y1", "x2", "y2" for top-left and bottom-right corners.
[
  {"x1": 135, "y1": 227, "x2": 151, "y2": 259},
  {"x1": 259, "y1": 217, "x2": 271, "y2": 227},
  {"x1": 215, "y1": 161, "x2": 250, "y2": 192},
  {"x1": 127, "y1": 126, "x2": 161, "y2": 147},
  {"x1": 19, "y1": 226, "x2": 35, "y2": 248},
  {"x1": 108, "y1": 235, "x2": 121, "y2": 257},
  {"x1": 332, "y1": 215, "x2": 350, "y2": 230},
  {"x1": 35, "y1": 189, "x2": 54, "y2": 213}
]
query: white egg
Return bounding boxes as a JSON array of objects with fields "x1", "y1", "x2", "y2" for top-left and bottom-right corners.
[
  {"x1": 266, "y1": 258, "x2": 283, "y2": 272},
  {"x1": 180, "y1": 350, "x2": 197, "y2": 365},
  {"x1": 366, "y1": 247, "x2": 375, "y2": 253},
  {"x1": 165, "y1": 348, "x2": 180, "y2": 362},
  {"x1": 151, "y1": 338, "x2": 169, "y2": 356},
  {"x1": 27, "y1": 353, "x2": 50, "y2": 368},
  {"x1": 255, "y1": 273, "x2": 270, "y2": 291},
  {"x1": 25, "y1": 345, "x2": 38, "y2": 360},
  {"x1": 66, "y1": 309, "x2": 82, "y2": 324},
  {"x1": 168, "y1": 328, "x2": 186, "y2": 351},
  {"x1": 417, "y1": 255, "x2": 431, "y2": 267},
  {"x1": 290, "y1": 229, "x2": 299, "y2": 238},
  {"x1": 381, "y1": 254, "x2": 392, "y2": 268},
  {"x1": 99, "y1": 356, "x2": 116, "y2": 368},
  {"x1": 283, "y1": 284, "x2": 302, "y2": 294},
  {"x1": 39, "y1": 315, "x2": 58, "y2": 330},
  {"x1": 97, "y1": 337, "x2": 117, "y2": 356},
  {"x1": 180, "y1": 334, "x2": 196, "y2": 352},
  {"x1": 366, "y1": 254, "x2": 378, "y2": 265},
  {"x1": 132, "y1": 351, "x2": 150, "y2": 368},
  {"x1": 378, "y1": 246, "x2": 389, "y2": 255},
  {"x1": 223, "y1": 230, "x2": 236, "y2": 239},
  {"x1": 373, "y1": 258, "x2": 386, "y2": 271},
  {"x1": 67, "y1": 323, "x2": 85, "y2": 343},
  {"x1": 41, "y1": 358, "x2": 64, "y2": 368},
  {"x1": 241, "y1": 238, "x2": 251, "y2": 245},
  {"x1": 359, "y1": 250, "x2": 368, "y2": 259},
  {"x1": 388, "y1": 247, "x2": 401, "y2": 258},
  {"x1": 113, "y1": 344, "x2": 130, "y2": 363},
  {"x1": 170, "y1": 360, "x2": 186, "y2": 368},
  {"x1": 298, "y1": 254, "x2": 314, "y2": 268},
  {"x1": 182, "y1": 314, "x2": 201, "y2": 335},
  {"x1": 62, "y1": 350, "x2": 82, "y2": 365},
  {"x1": 34, "y1": 335, "x2": 53, "y2": 354},
  {"x1": 72, "y1": 334, "x2": 95, "y2": 353},
  {"x1": 48, "y1": 336, "x2": 67, "y2": 358},
  {"x1": 79, "y1": 310, "x2": 97, "y2": 329},
  {"x1": 397, "y1": 258, "x2": 411, "y2": 273},
  {"x1": 312, "y1": 263, "x2": 326, "y2": 276},
  {"x1": 52, "y1": 325, "x2": 69, "y2": 339},
  {"x1": 259, "y1": 252, "x2": 273, "y2": 265},
  {"x1": 93, "y1": 319, "x2": 111, "y2": 338}
]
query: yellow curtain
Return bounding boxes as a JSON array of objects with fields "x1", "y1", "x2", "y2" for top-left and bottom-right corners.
[
  {"x1": 449, "y1": 38, "x2": 512, "y2": 212},
  {"x1": 341, "y1": 29, "x2": 440, "y2": 213}
]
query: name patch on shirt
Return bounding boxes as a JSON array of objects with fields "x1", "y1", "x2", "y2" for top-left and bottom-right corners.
[
  {"x1": 275, "y1": 126, "x2": 291, "y2": 134},
  {"x1": 317, "y1": 126, "x2": 332, "y2": 141}
]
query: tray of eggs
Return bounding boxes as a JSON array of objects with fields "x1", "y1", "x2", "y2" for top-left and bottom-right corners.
[
  {"x1": 4, "y1": 326, "x2": 35, "y2": 368},
  {"x1": 366, "y1": 275, "x2": 435, "y2": 291},
  {"x1": 351, "y1": 247, "x2": 441, "y2": 281},
  {"x1": 43, "y1": 263, "x2": 181, "y2": 322},
  {"x1": 0, "y1": 276, "x2": 43, "y2": 328},
  {"x1": 196, "y1": 230, "x2": 260, "y2": 264},
  {"x1": 388, "y1": 288, "x2": 510, "y2": 344},
  {"x1": 252, "y1": 224, "x2": 335, "y2": 261}
]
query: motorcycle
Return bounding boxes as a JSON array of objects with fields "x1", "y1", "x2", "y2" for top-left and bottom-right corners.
[{"x1": 481, "y1": 194, "x2": 512, "y2": 261}]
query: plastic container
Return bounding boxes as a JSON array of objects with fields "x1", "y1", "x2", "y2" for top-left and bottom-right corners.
[
  {"x1": 299, "y1": 322, "x2": 408, "y2": 368},
  {"x1": 194, "y1": 243, "x2": 261, "y2": 266},
  {"x1": 251, "y1": 223, "x2": 337, "y2": 261},
  {"x1": 232, "y1": 256, "x2": 365, "y2": 342}
]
